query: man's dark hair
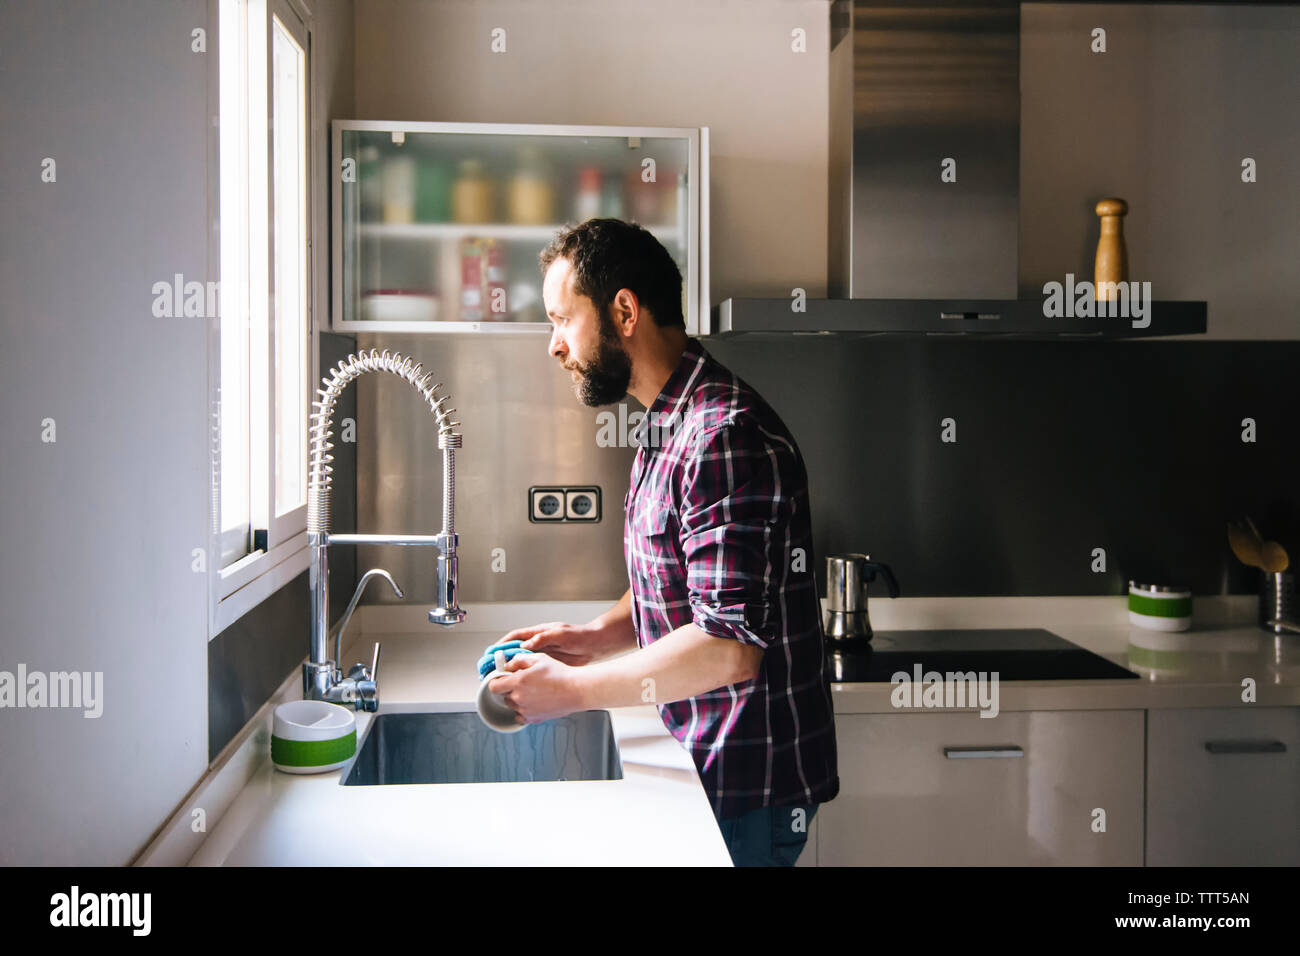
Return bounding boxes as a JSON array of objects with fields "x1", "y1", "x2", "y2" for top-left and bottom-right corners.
[{"x1": 538, "y1": 218, "x2": 685, "y2": 329}]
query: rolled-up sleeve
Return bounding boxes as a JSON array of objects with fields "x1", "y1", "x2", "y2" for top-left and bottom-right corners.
[{"x1": 679, "y1": 421, "x2": 785, "y2": 650}]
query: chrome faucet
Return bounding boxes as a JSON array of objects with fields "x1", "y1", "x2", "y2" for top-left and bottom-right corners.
[{"x1": 305, "y1": 349, "x2": 466, "y2": 711}]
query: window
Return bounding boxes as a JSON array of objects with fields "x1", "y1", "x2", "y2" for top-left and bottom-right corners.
[{"x1": 215, "y1": 0, "x2": 311, "y2": 632}]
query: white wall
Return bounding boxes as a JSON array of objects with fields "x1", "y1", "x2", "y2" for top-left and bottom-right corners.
[
  {"x1": 352, "y1": 0, "x2": 832, "y2": 300},
  {"x1": 0, "y1": 0, "x2": 354, "y2": 866},
  {"x1": 0, "y1": 0, "x2": 211, "y2": 866}
]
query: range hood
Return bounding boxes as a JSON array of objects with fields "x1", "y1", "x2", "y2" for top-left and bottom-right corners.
[{"x1": 714, "y1": 0, "x2": 1206, "y2": 338}]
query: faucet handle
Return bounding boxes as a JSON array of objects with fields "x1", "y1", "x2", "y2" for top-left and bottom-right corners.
[
  {"x1": 345, "y1": 641, "x2": 382, "y2": 683},
  {"x1": 349, "y1": 644, "x2": 381, "y2": 713}
]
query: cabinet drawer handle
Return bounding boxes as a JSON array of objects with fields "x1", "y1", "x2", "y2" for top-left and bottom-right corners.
[
  {"x1": 943, "y1": 746, "x2": 1024, "y2": 759},
  {"x1": 1204, "y1": 739, "x2": 1287, "y2": 754}
]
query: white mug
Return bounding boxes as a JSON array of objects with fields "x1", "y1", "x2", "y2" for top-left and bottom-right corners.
[{"x1": 477, "y1": 648, "x2": 525, "y2": 733}]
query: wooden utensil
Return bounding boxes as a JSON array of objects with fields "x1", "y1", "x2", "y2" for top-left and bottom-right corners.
[
  {"x1": 1228, "y1": 521, "x2": 1264, "y2": 569},
  {"x1": 1260, "y1": 540, "x2": 1291, "y2": 573}
]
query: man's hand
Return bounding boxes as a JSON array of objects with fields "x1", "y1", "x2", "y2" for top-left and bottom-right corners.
[
  {"x1": 500, "y1": 620, "x2": 603, "y2": 666},
  {"x1": 488, "y1": 653, "x2": 587, "y2": 725}
]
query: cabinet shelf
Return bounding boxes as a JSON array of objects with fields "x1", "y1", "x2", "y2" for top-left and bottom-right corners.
[
  {"x1": 332, "y1": 120, "x2": 709, "y2": 334},
  {"x1": 358, "y1": 221, "x2": 682, "y2": 245}
]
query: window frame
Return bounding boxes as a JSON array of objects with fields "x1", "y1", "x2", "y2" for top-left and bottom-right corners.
[
  {"x1": 265, "y1": 0, "x2": 311, "y2": 546},
  {"x1": 209, "y1": 0, "x2": 315, "y2": 637}
]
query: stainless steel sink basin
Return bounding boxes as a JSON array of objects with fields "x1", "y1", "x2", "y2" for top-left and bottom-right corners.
[{"x1": 342, "y1": 710, "x2": 623, "y2": 785}]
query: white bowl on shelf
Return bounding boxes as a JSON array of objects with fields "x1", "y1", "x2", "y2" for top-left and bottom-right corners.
[{"x1": 360, "y1": 291, "x2": 439, "y2": 323}]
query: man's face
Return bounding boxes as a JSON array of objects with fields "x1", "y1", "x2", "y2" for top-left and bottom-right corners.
[{"x1": 543, "y1": 256, "x2": 632, "y2": 407}]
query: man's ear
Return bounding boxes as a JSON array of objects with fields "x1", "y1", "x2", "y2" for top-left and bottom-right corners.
[{"x1": 610, "y1": 288, "x2": 640, "y2": 338}]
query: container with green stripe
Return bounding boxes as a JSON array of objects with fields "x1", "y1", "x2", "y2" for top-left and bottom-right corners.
[
  {"x1": 271, "y1": 699, "x2": 358, "y2": 774},
  {"x1": 1128, "y1": 581, "x2": 1192, "y2": 631}
]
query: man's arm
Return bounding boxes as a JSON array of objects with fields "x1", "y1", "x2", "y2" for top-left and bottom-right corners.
[
  {"x1": 505, "y1": 589, "x2": 637, "y2": 665},
  {"x1": 583, "y1": 588, "x2": 636, "y2": 653},
  {"x1": 493, "y1": 621, "x2": 762, "y2": 721},
  {"x1": 574, "y1": 621, "x2": 762, "y2": 708}
]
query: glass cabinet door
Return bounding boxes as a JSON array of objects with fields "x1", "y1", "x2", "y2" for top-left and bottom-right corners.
[{"x1": 332, "y1": 122, "x2": 705, "y2": 333}]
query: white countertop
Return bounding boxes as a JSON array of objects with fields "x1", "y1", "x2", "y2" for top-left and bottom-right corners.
[
  {"x1": 169, "y1": 596, "x2": 1299, "y2": 867},
  {"x1": 187, "y1": 628, "x2": 733, "y2": 866},
  {"x1": 832, "y1": 616, "x2": 1300, "y2": 712}
]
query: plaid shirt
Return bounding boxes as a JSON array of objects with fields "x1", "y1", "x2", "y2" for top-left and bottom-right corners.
[{"x1": 622, "y1": 337, "x2": 838, "y2": 819}]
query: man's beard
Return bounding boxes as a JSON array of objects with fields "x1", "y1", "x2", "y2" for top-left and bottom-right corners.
[{"x1": 567, "y1": 306, "x2": 632, "y2": 407}]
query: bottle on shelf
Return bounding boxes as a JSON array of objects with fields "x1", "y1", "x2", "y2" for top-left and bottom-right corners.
[
  {"x1": 415, "y1": 159, "x2": 452, "y2": 223},
  {"x1": 452, "y1": 159, "x2": 494, "y2": 224},
  {"x1": 458, "y1": 237, "x2": 510, "y2": 321},
  {"x1": 574, "y1": 167, "x2": 602, "y2": 222},
  {"x1": 382, "y1": 154, "x2": 417, "y2": 224},
  {"x1": 507, "y1": 145, "x2": 555, "y2": 225},
  {"x1": 459, "y1": 236, "x2": 485, "y2": 321},
  {"x1": 483, "y1": 239, "x2": 508, "y2": 320}
]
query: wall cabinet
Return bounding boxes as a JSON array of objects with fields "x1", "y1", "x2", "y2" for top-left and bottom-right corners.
[
  {"x1": 331, "y1": 121, "x2": 709, "y2": 334},
  {"x1": 817, "y1": 710, "x2": 1145, "y2": 866},
  {"x1": 1146, "y1": 707, "x2": 1299, "y2": 866}
]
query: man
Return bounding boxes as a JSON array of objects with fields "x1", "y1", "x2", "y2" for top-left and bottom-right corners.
[{"x1": 490, "y1": 218, "x2": 838, "y2": 866}]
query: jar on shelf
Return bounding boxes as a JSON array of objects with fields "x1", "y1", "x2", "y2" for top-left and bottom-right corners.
[
  {"x1": 381, "y1": 154, "x2": 416, "y2": 224},
  {"x1": 452, "y1": 159, "x2": 494, "y2": 224},
  {"x1": 415, "y1": 160, "x2": 452, "y2": 222},
  {"x1": 507, "y1": 145, "x2": 554, "y2": 225}
]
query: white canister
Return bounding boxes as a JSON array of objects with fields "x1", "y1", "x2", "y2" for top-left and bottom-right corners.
[
  {"x1": 1128, "y1": 581, "x2": 1192, "y2": 631},
  {"x1": 271, "y1": 700, "x2": 357, "y2": 774}
]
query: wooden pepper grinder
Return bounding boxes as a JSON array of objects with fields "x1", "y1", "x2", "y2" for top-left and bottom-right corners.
[{"x1": 1094, "y1": 197, "x2": 1129, "y2": 299}]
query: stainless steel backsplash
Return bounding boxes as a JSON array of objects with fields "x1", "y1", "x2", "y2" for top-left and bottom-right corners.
[
  {"x1": 352, "y1": 332, "x2": 636, "y2": 603},
  {"x1": 343, "y1": 333, "x2": 1300, "y2": 603}
]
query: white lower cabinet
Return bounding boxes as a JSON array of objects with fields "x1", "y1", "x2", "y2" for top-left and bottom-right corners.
[
  {"x1": 817, "y1": 710, "x2": 1145, "y2": 865},
  {"x1": 1145, "y1": 707, "x2": 1299, "y2": 866}
]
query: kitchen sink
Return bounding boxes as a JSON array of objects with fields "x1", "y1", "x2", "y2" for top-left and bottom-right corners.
[{"x1": 342, "y1": 710, "x2": 623, "y2": 786}]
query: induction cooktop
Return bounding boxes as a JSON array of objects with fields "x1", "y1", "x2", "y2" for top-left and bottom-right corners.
[{"x1": 824, "y1": 628, "x2": 1139, "y2": 683}]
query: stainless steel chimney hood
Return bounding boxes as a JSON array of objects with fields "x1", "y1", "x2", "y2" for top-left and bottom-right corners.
[{"x1": 714, "y1": 0, "x2": 1206, "y2": 338}]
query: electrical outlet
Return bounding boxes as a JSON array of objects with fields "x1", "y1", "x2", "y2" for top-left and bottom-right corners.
[
  {"x1": 565, "y1": 487, "x2": 601, "y2": 521},
  {"x1": 529, "y1": 487, "x2": 566, "y2": 522},
  {"x1": 528, "y1": 486, "x2": 602, "y2": 523}
]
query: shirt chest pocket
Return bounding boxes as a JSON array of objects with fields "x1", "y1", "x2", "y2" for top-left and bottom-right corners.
[
  {"x1": 632, "y1": 498, "x2": 670, "y2": 535},
  {"x1": 629, "y1": 498, "x2": 677, "y2": 586}
]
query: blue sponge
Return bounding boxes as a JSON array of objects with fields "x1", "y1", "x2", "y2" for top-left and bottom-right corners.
[{"x1": 476, "y1": 640, "x2": 534, "y2": 679}]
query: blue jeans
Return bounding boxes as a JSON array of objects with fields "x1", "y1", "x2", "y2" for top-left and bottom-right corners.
[{"x1": 714, "y1": 803, "x2": 818, "y2": 866}]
